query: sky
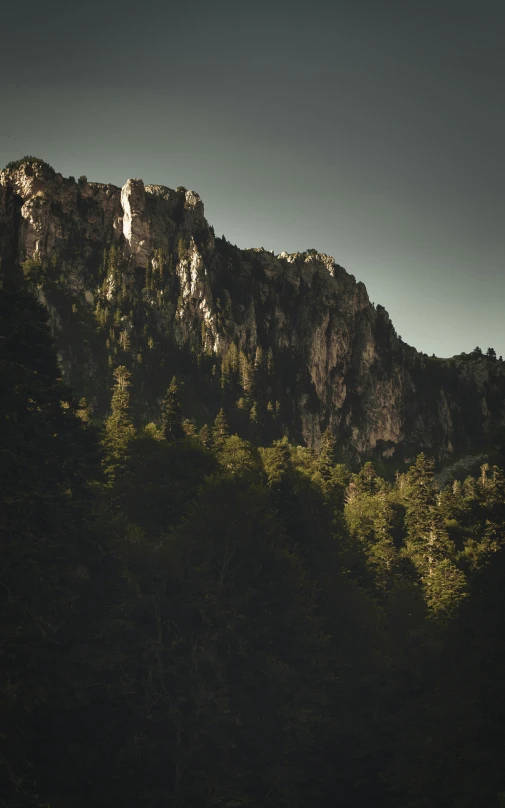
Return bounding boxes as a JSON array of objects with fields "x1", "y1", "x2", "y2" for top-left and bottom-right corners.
[{"x1": 1, "y1": 0, "x2": 504, "y2": 358}]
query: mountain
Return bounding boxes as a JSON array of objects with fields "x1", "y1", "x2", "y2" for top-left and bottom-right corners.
[{"x1": 1, "y1": 156, "x2": 504, "y2": 463}]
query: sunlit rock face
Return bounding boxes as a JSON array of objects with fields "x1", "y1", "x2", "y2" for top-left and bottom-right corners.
[
  {"x1": 121, "y1": 179, "x2": 149, "y2": 268},
  {"x1": 1, "y1": 158, "x2": 505, "y2": 461}
]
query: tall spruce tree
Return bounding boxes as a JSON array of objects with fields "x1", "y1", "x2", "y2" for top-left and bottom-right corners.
[
  {"x1": 102, "y1": 365, "x2": 136, "y2": 484},
  {"x1": 403, "y1": 453, "x2": 466, "y2": 616},
  {"x1": 319, "y1": 426, "x2": 338, "y2": 480},
  {"x1": 198, "y1": 423, "x2": 211, "y2": 448},
  {"x1": 161, "y1": 376, "x2": 184, "y2": 442},
  {"x1": 212, "y1": 407, "x2": 230, "y2": 449},
  {"x1": 403, "y1": 453, "x2": 436, "y2": 542}
]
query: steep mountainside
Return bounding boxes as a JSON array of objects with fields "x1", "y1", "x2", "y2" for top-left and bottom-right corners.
[{"x1": 1, "y1": 157, "x2": 504, "y2": 462}]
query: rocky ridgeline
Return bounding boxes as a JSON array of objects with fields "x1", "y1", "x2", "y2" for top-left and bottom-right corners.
[{"x1": 1, "y1": 156, "x2": 504, "y2": 462}]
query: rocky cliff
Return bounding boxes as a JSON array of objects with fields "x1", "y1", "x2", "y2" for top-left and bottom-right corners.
[{"x1": 1, "y1": 156, "x2": 504, "y2": 463}]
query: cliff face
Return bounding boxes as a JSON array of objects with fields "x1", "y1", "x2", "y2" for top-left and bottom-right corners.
[{"x1": 1, "y1": 157, "x2": 504, "y2": 461}]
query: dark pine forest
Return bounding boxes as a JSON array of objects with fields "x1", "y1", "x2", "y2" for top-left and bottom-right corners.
[{"x1": 2, "y1": 278, "x2": 505, "y2": 808}]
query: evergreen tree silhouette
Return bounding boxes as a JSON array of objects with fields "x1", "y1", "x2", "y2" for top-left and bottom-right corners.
[
  {"x1": 212, "y1": 407, "x2": 229, "y2": 449},
  {"x1": 162, "y1": 376, "x2": 184, "y2": 442},
  {"x1": 103, "y1": 365, "x2": 136, "y2": 484}
]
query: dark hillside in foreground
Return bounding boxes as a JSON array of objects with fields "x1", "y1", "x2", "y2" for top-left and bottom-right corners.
[{"x1": 1, "y1": 278, "x2": 505, "y2": 807}]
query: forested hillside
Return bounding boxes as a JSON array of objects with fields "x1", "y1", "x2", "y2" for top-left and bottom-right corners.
[
  {"x1": 2, "y1": 279, "x2": 505, "y2": 807},
  {"x1": 2, "y1": 157, "x2": 505, "y2": 463}
]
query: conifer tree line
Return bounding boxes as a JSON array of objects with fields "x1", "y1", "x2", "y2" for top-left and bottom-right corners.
[{"x1": 2, "y1": 280, "x2": 505, "y2": 807}]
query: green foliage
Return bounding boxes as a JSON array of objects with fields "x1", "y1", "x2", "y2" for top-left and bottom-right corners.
[
  {"x1": 3, "y1": 292, "x2": 505, "y2": 807},
  {"x1": 212, "y1": 407, "x2": 230, "y2": 449},
  {"x1": 318, "y1": 426, "x2": 337, "y2": 479},
  {"x1": 238, "y1": 350, "x2": 254, "y2": 397},
  {"x1": 182, "y1": 417, "x2": 197, "y2": 437},
  {"x1": 5, "y1": 155, "x2": 55, "y2": 174},
  {"x1": 161, "y1": 376, "x2": 184, "y2": 442},
  {"x1": 198, "y1": 422, "x2": 211, "y2": 448},
  {"x1": 216, "y1": 434, "x2": 262, "y2": 477},
  {"x1": 102, "y1": 365, "x2": 136, "y2": 485},
  {"x1": 21, "y1": 254, "x2": 45, "y2": 284}
]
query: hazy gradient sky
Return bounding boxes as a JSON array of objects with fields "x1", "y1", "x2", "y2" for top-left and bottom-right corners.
[{"x1": 1, "y1": 0, "x2": 504, "y2": 357}]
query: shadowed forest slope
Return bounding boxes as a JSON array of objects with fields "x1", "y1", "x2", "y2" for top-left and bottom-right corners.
[{"x1": 1, "y1": 279, "x2": 505, "y2": 807}]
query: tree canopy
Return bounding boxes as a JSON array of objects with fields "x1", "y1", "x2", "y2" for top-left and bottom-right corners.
[{"x1": 2, "y1": 282, "x2": 505, "y2": 807}]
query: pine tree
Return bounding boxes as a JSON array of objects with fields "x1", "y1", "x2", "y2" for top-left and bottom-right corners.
[
  {"x1": 239, "y1": 350, "x2": 254, "y2": 398},
  {"x1": 103, "y1": 365, "x2": 136, "y2": 484},
  {"x1": 262, "y1": 438, "x2": 292, "y2": 489},
  {"x1": 355, "y1": 461, "x2": 379, "y2": 496},
  {"x1": 161, "y1": 376, "x2": 184, "y2": 442},
  {"x1": 319, "y1": 427, "x2": 337, "y2": 480},
  {"x1": 212, "y1": 408, "x2": 229, "y2": 449},
  {"x1": 368, "y1": 491, "x2": 398, "y2": 589},
  {"x1": 198, "y1": 423, "x2": 211, "y2": 449},
  {"x1": 403, "y1": 454, "x2": 466, "y2": 616},
  {"x1": 254, "y1": 344, "x2": 264, "y2": 371},
  {"x1": 422, "y1": 550, "x2": 467, "y2": 618},
  {"x1": 404, "y1": 453, "x2": 436, "y2": 541},
  {"x1": 221, "y1": 343, "x2": 238, "y2": 391},
  {"x1": 182, "y1": 418, "x2": 197, "y2": 437}
]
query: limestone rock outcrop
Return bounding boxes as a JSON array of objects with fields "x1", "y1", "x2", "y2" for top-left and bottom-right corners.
[{"x1": 1, "y1": 157, "x2": 504, "y2": 462}]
